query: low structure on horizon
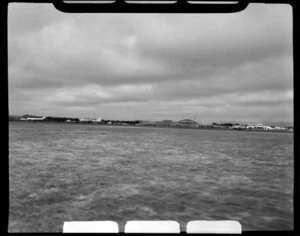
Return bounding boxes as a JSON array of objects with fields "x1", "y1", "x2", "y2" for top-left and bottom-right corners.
[
  {"x1": 23, "y1": 116, "x2": 46, "y2": 121},
  {"x1": 231, "y1": 123, "x2": 290, "y2": 131},
  {"x1": 92, "y1": 118, "x2": 103, "y2": 124},
  {"x1": 139, "y1": 119, "x2": 199, "y2": 128},
  {"x1": 177, "y1": 119, "x2": 199, "y2": 128},
  {"x1": 9, "y1": 114, "x2": 293, "y2": 132},
  {"x1": 79, "y1": 118, "x2": 103, "y2": 123}
]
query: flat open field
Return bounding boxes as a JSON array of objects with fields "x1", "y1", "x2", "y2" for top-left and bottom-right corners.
[{"x1": 9, "y1": 121, "x2": 293, "y2": 232}]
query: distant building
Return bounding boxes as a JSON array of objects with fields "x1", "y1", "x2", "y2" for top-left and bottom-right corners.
[
  {"x1": 232, "y1": 125, "x2": 247, "y2": 130},
  {"x1": 274, "y1": 126, "x2": 286, "y2": 131},
  {"x1": 264, "y1": 126, "x2": 275, "y2": 130},
  {"x1": 155, "y1": 120, "x2": 176, "y2": 126},
  {"x1": 92, "y1": 118, "x2": 103, "y2": 124},
  {"x1": 254, "y1": 124, "x2": 265, "y2": 130},
  {"x1": 247, "y1": 124, "x2": 286, "y2": 131},
  {"x1": 162, "y1": 120, "x2": 173, "y2": 124},
  {"x1": 139, "y1": 120, "x2": 158, "y2": 126},
  {"x1": 79, "y1": 118, "x2": 93, "y2": 123},
  {"x1": 26, "y1": 116, "x2": 46, "y2": 121},
  {"x1": 177, "y1": 119, "x2": 199, "y2": 128},
  {"x1": 78, "y1": 117, "x2": 103, "y2": 124},
  {"x1": 246, "y1": 125, "x2": 255, "y2": 130}
]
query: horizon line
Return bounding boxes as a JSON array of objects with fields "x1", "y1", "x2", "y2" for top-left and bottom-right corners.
[{"x1": 9, "y1": 114, "x2": 294, "y2": 125}]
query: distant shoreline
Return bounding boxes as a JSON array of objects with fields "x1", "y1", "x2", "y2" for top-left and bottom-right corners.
[{"x1": 9, "y1": 120, "x2": 293, "y2": 133}]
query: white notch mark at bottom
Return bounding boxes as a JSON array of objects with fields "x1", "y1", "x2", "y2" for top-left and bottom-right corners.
[
  {"x1": 125, "y1": 220, "x2": 180, "y2": 233},
  {"x1": 62, "y1": 220, "x2": 242, "y2": 233},
  {"x1": 63, "y1": 221, "x2": 119, "y2": 233},
  {"x1": 186, "y1": 220, "x2": 242, "y2": 234}
]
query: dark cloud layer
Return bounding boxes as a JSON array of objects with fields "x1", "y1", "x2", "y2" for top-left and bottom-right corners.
[{"x1": 8, "y1": 3, "x2": 293, "y2": 123}]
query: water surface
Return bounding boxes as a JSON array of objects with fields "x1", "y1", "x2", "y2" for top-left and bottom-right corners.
[{"x1": 9, "y1": 122, "x2": 293, "y2": 232}]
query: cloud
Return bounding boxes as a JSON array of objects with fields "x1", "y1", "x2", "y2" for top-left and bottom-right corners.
[{"x1": 8, "y1": 3, "x2": 293, "y2": 123}]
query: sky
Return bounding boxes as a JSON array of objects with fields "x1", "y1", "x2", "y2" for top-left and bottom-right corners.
[{"x1": 8, "y1": 3, "x2": 293, "y2": 124}]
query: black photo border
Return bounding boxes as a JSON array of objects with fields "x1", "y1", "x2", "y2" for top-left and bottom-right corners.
[{"x1": 1, "y1": 0, "x2": 299, "y2": 235}]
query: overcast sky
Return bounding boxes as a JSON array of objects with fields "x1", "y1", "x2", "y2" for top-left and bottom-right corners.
[{"x1": 8, "y1": 3, "x2": 293, "y2": 124}]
